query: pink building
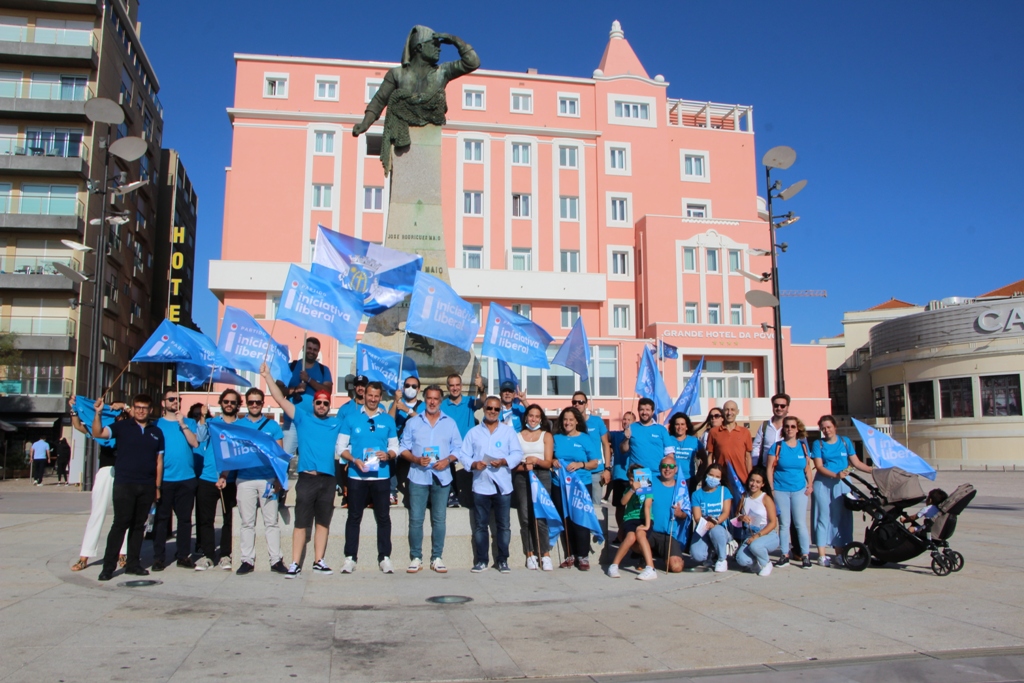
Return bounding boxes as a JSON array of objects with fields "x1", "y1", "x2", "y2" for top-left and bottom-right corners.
[{"x1": 207, "y1": 22, "x2": 830, "y2": 427}]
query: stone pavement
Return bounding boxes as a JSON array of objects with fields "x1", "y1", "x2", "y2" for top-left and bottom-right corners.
[{"x1": 0, "y1": 471, "x2": 1022, "y2": 683}]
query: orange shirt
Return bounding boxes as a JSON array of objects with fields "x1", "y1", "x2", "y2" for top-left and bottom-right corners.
[{"x1": 707, "y1": 424, "x2": 753, "y2": 481}]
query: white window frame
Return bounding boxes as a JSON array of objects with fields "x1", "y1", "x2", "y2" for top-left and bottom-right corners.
[
  {"x1": 706, "y1": 248, "x2": 720, "y2": 273},
  {"x1": 511, "y1": 303, "x2": 532, "y2": 319},
  {"x1": 363, "y1": 186, "x2": 383, "y2": 212},
  {"x1": 365, "y1": 78, "x2": 382, "y2": 103},
  {"x1": 511, "y1": 193, "x2": 531, "y2": 219},
  {"x1": 606, "y1": 192, "x2": 632, "y2": 227},
  {"x1": 313, "y1": 130, "x2": 335, "y2": 155},
  {"x1": 463, "y1": 191, "x2": 483, "y2": 216},
  {"x1": 683, "y1": 247, "x2": 697, "y2": 272},
  {"x1": 263, "y1": 72, "x2": 288, "y2": 99},
  {"x1": 730, "y1": 304, "x2": 744, "y2": 326},
  {"x1": 463, "y1": 85, "x2": 486, "y2": 110},
  {"x1": 558, "y1": 145, "x2": 578, "y2": 169},
  {"x1": 560, "y1": 305, "x2": 580, "y2": 329},
  {"x1": 559, "y1": 195, "x2": 578, "y2": 221},
  {"x1": 682, "y1": 198, "x2": 712, "y2": 219},
  {"x1": 605, "y1": 142, "x2": 631, "y2": 176},
  {"x1": 707, "y1": 303, "x2": 721, "y2": 325},
  {"x1": 311, "y1": 183, "x2": 332, "y2": 209},
  {"x1": 680, "y1": 149, "x2": 710, "y2": 183},
  {"x1": 607, "y1": 94, "x2": 657, "y2": 127},
  {"x1": 607, "y1": 246, "x2": 633, "y2": 282},
  {"x1": 510, "y1": 247, "x2": 532, "y2": 271},
  {"x1": 609, "y1": 299, "x2": 635, "y2": 335},
  {"x1": 560, "y1": 249, "x2": 580, "y2": 273},
  {"x1": 685, "y1": 302, "x2": 699, "y2": 324},
  {"x1": 462, "y1": 246, "x2": 483, "y2": 269},
  {"x1": 464, "y1": 139, "x2": 483, "y2": 163},
  {"x1": 314, "y1": 75, "x2": 339, "y2": 102},
  {"x1": 728, "y1": 249, "x2": 742, "y2": 273},
  {"x1": 510, "y1": 142, "x2": 531, "y2": 166},
  {"x1": 557, "y1": 92, "x2": 580, "y2": 118},
  {"x1": 510, "y1": 88, "x2": 533, "y2": 114}
]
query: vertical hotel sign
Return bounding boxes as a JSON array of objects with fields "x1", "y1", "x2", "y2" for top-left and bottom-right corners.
[{"x1": 168, "y1": 225, "x2": 185, "y2": 322}]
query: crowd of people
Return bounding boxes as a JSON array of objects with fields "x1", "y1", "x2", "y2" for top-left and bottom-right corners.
[{"x1": 67, "y1": 338, "x2": 889, "y2": 583}]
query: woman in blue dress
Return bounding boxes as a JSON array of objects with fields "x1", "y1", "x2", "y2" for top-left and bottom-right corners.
[
  {"x1": 811, "y1": 415, "x2": 872, "y2": 567},
  {"x1": 551, "y1": 406, "x2": 600, "y2": 571},
  {"x1": 667, "y1": 412, "x2": 705, "y2": 491}
]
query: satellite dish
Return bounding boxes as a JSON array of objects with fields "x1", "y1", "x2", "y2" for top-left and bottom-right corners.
[
  {"x1": 762, "y1": 145, "x2": 796, "y2": 170},
  {"x1": 746, "y1": 290, "x2": 780, "y2": 308},
  {"x1": 61, "y1": 239, "x2": 93, "y2": 252},
  {"x1": 112, "y1": 179, "x2": 149, "y2": 196},
  {"x1": 778, "y1": 179, "x2": 807, "y2": 201},
  {"x1": 109, "y1": 136, "x2": 148, "y2": 162},
  {"x1": 51, "y1": 261, "x2": 89, "y2": 284},
  {"x1": 84, "y1": 97, "x2": 125, "y2": 125}
]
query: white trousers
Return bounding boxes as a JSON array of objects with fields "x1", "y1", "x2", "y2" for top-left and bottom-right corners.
[
  {"x1": 236, "y1": 478, "x2": 282, "y2": 565},
  {"x1": 79, "y1": 466, "x2": 127, "y2": 558}
]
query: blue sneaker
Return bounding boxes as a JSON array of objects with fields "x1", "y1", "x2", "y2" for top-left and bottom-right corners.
[{"x1": 471, "y1": 562, "x2": 487, "y2": 573}]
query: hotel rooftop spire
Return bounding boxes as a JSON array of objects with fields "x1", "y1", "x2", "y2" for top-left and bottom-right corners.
[{"x1": 596, "y1": 20, "x2": 649, "y2": 78}]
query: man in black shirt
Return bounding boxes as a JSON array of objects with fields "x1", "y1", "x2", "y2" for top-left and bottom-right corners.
[{"x1": 93, "y1": 394, "x2": 164, "y2": 581}]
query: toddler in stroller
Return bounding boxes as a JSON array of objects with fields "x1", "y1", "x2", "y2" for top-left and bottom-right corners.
[{"x1": 901, "y1": 488, "x2": 948, "y2": 535}]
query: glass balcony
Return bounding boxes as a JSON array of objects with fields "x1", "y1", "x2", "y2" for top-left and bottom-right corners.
[
  {"x1": 0, "y1": 254, "x2": 79, "y2": 275},
  {"x1": 0, "y1": 76, "x2": 93, "y2": 102},
  {"x1": 0, "y1": 375, "x2": 70, "y2": 397},
  {"x1": 0, "y1": 133, "x2": 88, "y2": 159},
  {"x1": 0, "y1": 25, "x2": 97, "y2": 50},
  {"x1": 0, "y1": 316, "x2": 74, "y2": 336},
  {"x1": 0, "y1": 192, "x2": 85, "y2": 217}
]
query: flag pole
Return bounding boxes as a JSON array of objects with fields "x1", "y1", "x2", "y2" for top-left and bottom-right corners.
[
  {"x1": 529, "y1": 470, "x2": 544, "y2": 574},
  {"x1": 102, "y1": 360, "x2": 132, "y2": 399},
  {"x1": 262, "y1": 318, "x2": 279, "y2": 364},
  {"x1": 559, "y1": 469, "x2": 573, "y2": 565},
  {"x1": 396, "y1": 326, "x2": 409, "y2": 392}
]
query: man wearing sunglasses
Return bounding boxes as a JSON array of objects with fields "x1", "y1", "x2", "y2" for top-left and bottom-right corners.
[
  {"x1": 498, "y1": 381, "x2": 526, "y2": 432},
  {"x1": 151, "y1": 388, "x2": 200, "y2": 571},
  {"x1": 261, "y1": 363, "x2": 344, "y2": 578},
  {"x1": 337, "y1": 381, "x2": 400, "y2": 574},
  {"x1": 647, "y1": 455, "x2": 688, "y2": 573},
  {"x1": 752, "y1": 393, "x2": 790, "y2": 468},
  {"x1": 193, "y1": 389, "x2": 242, "y2": 571},
  {"x1": 571, "y1": 392, "x2": 611, "y2": 508}
]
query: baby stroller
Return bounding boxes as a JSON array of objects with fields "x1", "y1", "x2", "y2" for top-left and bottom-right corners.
[{"x1": 841, "y1": 467, "x2": 976, "y2": 576}]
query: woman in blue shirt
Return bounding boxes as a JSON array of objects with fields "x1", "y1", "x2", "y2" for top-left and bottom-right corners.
[
  {"x1": 811, "y1": 415, "x2": 872, "y2": 567},
  {"x1": 667, "y1": 413, "x2": 705, "y2": 491},
  {"x1": 690, "y1": 463, "x2": 733, "y2": 572},
  {"x1": 551, "y1": 407, "x2": 600, "y2": 571},
  {"x1": 767, "y1": 416, "x2": 814, "y2": 569}
]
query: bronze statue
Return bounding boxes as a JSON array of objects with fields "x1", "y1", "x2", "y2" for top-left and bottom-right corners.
[{"x1": 352, "y1": 26, "x2": 479, "y2": 174}]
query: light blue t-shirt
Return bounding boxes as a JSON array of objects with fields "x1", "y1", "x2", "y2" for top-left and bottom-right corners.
[
  {"x1": 812, "y1": 437, "x2": 854, "y2": 475},
  {"x1": 650, "y1": 478, "x2": 682, "y2": 534},
  {"x1": 552, "y1": 433, "x2": 598, "y2": 487},
  {"x1": 292, "y1": 408, "x2": 343, "y2": 475},
  {"x1": 609, "y1": 431, "x2": 629, "y2": 481},
  {"x1": 342, "y1": 408, "x2": 399, "y2": 481},
  {"x1": 158, "y1": 416, "x2": 198, "y2": 482},
  {"x1": 585, "y1": 415, "x2": 608, "y2": 476},
  {"x1": 627, "y1": 421, "x2": 675, "y2": 472},
  {"x1": 671, "y1": 435, "x2": 702, "y2": 481},
  {"x1": 234, "y1": 415, "x2": 285, "y2": 482},
  {"x1": 440, "y1": 395, "x2": 480, "y2": 437},
  {"x1": 691, "y1": 485, "x2": 732, "y2": 520},
  {"x1": 770, "y1": 441, "x2": 810, "y2": 492}
]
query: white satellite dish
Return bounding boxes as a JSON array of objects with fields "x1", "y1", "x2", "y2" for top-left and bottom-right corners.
[
  {"x1": 778, "y1": 179, "x2": 807, "y2": 201},
  {"x1": 108, "y1": 137, "x2": 148, "y2": 162},
  {"x1": 84, "y1": 97, "x2": 124, "y2": 125},
  {"x1": 51, "y1": 261, "x2": 89, "y2": 283},
  {"x1": 762, "y1": 145, "x2": 796, "y2": 170},
  {"x1": 746, "y1": 290, "x2": 780, "y2": 308}
]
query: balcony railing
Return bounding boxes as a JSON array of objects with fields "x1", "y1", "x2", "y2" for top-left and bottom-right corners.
[
  {"x1": 0, "y1": 26, "x2": 97, "y2": 50},
  {"x1": 666, "y1": 98, "x2": 754, "y2": 132},
  {"x1": 0, "y1": 316, "x2": 75, "y2": 336},
  {"x1": 0, "y1": 376, "x2": 71, "y2": 397},
  {"x1": 0, "y1": 193, "x2": 85, "y2": 217},
  {"x1": 0, "y1": 133, "x2": 88, "y2": 159},
  {"x1": 0, "y1": 76, "x2": 94, "y2": 102},
  {"x1": 0, "y1": 254, "x2": 79, "y2": 275}
]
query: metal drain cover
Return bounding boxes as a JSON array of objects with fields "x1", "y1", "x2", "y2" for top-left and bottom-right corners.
[
  {"x1": 426, "y1": 595, "x2": 473, "y2": 605},
  {"x1": 117, "y1": 580, "x2": 163, "y2": 588}
]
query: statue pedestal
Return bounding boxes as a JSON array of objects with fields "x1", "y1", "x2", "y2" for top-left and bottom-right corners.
[{"x1": 362, "y1": 125, "x2": 477, "y2": 384}]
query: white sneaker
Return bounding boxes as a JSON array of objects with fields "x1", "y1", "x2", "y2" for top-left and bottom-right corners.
[
  {"x1": 194, "y1": 557, "x2": 213, "y2": 571},
  {"x1": 340, "y1": 557, "x2": 356, "y2": 574},
  {"x1": 606, "y1": 563, "x2": 621, "y2": 578},
  {"x1": 758, "y1": 562, "x2": 773, "y2": 577},
  {"x1": 540, "y1": 557, "x2": 553, "y2": 571},
  {"x1": 407, "y1": 558, "x2": 423, "y2": 573},
  {"x1": 525, "y1": 556, "x2": 539, "y2": 570},
  {"x1": 818, "y1": 555, "x2": 831, "y2": 568},
  {"x1": 636, "y1": 566, "x2": 658, "y2": 581},
  {"x1": 218, "y1": 556, "x2": 232, "y2": 571},
  {"x1": 714, "y1": 559, "x2": 729, "y2": 573},
  {"x1": 379, "y1": 557, "x2": 394, "y2": 574},
  {"x1": 726, "y1": 539, "x2": 739, "y2": 558},
  {"x1": 430, "y1": 558, "x2": 447, "y2": 573}
]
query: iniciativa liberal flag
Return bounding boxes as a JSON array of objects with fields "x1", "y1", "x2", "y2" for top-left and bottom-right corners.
[{"x1": 311, "y1": 225, "x2": 422, "y2": 316}]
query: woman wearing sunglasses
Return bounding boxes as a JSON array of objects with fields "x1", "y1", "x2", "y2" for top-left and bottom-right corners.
[{"x1": 766, "y1": 416, "x2": 814, "y2": 569}]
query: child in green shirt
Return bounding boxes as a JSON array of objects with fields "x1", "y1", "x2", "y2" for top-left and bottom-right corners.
[{"x1": 607, "y1": 464, "x2": 656, "y2": 580}]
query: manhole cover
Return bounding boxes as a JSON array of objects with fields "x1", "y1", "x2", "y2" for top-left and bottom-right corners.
[
  {"x1": 117, "y1": 580, "x2": 163, "y2": 588},
  {"x1": 426, "y1": 595, "x2": 473, "y2": 605}
]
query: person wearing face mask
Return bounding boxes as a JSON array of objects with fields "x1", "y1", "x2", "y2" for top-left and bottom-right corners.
[
  {"x1": 192, "y1": 390, "x2": 241, "y2": 571},
  {"x1": 690, "y1": 464, "x2": 733, "y2": 572},
  {"x1": 398, "y1": 385, "x2": 462, "y2": 574},
  {"x1": 513, "y1": 404, "x2": 554, "y2": 571},
  {"x1": 388, "y1": 376, "x2": 422, "y2": 506},
  {"x1": 261, "y1": 363, "x2": 347, "y2": 579},
  {"x1": 733, "y1": 467, "x2": 780, "y2": 576}
]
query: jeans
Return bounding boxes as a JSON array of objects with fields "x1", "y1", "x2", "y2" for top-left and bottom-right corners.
[
  {"x1": 407, "y1": 479, "x2": 449, "y2": 561},
  {"x1": 344, "y1": 478, "x2": 392, "y2": 562},
  {"x1": 153, "y1": 478, "x2": 197, "y2": 563},
  {"x1": 102, "y1": 482, "x2": 154, "y2": 574},
  {"x1": 236, "y1": 478, "x2": 281, "y2": 565},
  {"x1": 813, "y1": 475, "x2": 853, "y2": 548},
  {"x1": 735, "y1": 530, "x2": 780, "y2": 571},
  {"x1": 775, "y1": 489, "x2": 810, "y2": 557},
  {"x1": 552, "y1": 481, "x2": 592, "y2": 558},
  {"x1": 472, "y1": 492, "x2": 511, "y2": 565},
  {"x1": 195, "y1": 480, "x2": 235, "y2": 561},
  {"x1": 511, "y1": 469, "x2": 550, "y2": 556},
  {"x1": 690, "y1": 523, "x2": 730, "y2": 563}
]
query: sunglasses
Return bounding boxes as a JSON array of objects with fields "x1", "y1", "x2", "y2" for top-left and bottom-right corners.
[
  {"x1": 660, "y1": 463, "x2": 677, "y2": 469},
  {"x1": 314, "y1": 400, "x2": 331, "y2": 407},
  {"x1": 367, "y1": 418, "x2": 376, "y2": 432},
  {"x1": 773, "y1": 403, "x2": 788, "y2": 409},
  {"x1": 221, "y1": 400, "x2": 238, "y2": 406},
  {"x1": 484, "y1": 406, "x2": 501, "y2": 412},
  {"x1": 571, "y1": 400, "x2": 586, "y2": 405},
  {"x1": 710, "y1": 414, "x2": 723, "y2": 419},
  {"x1": 783, "y1": 424, "x2": 799, "y2": 430},
  {"x1": 247, "y1": 400, "x2": 264, "y2": 406},
  {"x1": 404, "y1": 384, "x2": 419, "y2": 389},
  {"x1": 165, "y1": 397, "x2": 180, "y2": 403}
]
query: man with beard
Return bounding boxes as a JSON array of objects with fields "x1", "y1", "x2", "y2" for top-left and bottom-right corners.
[{"x1": 193, "y1": 390, "x2": 241, "y2": 571}]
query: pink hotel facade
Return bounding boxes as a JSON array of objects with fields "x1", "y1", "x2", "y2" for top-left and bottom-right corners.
[{"x1": 209, "y1": 22, "x2": 830, "y2": 426}]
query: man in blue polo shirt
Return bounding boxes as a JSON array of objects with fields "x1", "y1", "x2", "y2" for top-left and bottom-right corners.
[
  {"x1": 262, "y1": 362, "x2": 342, "y2": 579},
  {"x1": 625, "y1": 398, "x2": 675, "y2": 472},
  {"x1": 337, "y1": 381, "x2": 400, "y2": 574},
  {"x1": 93, "y1": 394, "x2": 164, "y2": 581},
  {"x1": 277, "y1": 337, "x2": 333, "y2": 460},
  {"x1": 440, "y1": 372, "x2": 484, "y2": 508},
  {"x1": 152, "y1": 388, "x2": 200, "y2": 571},
  {"x1": 571, "y1": 391, "x2": 610, "y2": 508},
  {"x1": 399, "y1": 385, "x2": 463, "y2": 574}
]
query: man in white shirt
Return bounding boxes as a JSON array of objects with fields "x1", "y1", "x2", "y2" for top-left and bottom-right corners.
[
  {"x1": 457, "y1": 396, "x2": 523, "y2": 573},
  {"x1": 751, "y1": 392, "x2": 789, "y2": 468},
  {"x1": 31, "y1": 438, "x2": 51, "y2": 486}
]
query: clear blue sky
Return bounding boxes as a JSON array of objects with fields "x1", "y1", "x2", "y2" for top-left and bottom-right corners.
[{"x1": 140, "y1": 0, "x2": 1024, "y2": 343}]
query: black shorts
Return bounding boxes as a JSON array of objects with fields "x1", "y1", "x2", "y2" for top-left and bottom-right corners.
[
  {"x1": 648, "y1": 531, "x2": 684, "y2": 559},
  {"x1": 294, "y1": 473, "x2": 337, "y2": 529},
  {"x1": 621, "y1": 519, "x2": 644, "y2": 536},
  {"x1": 611, "y1": 480, "x2": 628, "y2": 507}
]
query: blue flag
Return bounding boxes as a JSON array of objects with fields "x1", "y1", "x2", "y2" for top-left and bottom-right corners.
[
  {"x1": 208, "y1": 421, "x2": 291, "y2": 490},
  {"x1": 73, "y1": 396, "x2": 118, "y2": 447},
  {"x1": 726, "y1": 462, "x2": 747, "y2": 501},
  {"x1": 356, "y1": 343, "x2": 418, "y2": 392},
  {"x1": 497, "y1": 359, "x2": 520, "y2": 391},
  {"x1": 217, "y1": 306, "x2": 292, "y2": 380},
  {"x1": 670, "y1": 476, "x2": 692, "y2": 546},
  {"x1": 481, "y1": 302, "x2": 553, "y2": 369},
  {"x1": 562, "y1": 466, "x2": 604, "y2": 544},
  {"x1": 311, "y1": 225, "x2": 422, "y2": 315},
  {"x1": 659, "y1": 340, "x2": 679, "y2": 360},
  {"x1": 551, "y1": 316, "x2": 591, "y2": 381},
  {"x1": 405, "y1": 272, "x2": 478, "y2": 351},
  {"x1": 277, "y1": 264, "x2": 363, "y2": 346},
  {"x1": 664, "y1": 356, "x2": 704, "y2": 425},
  {"x1": 133, "y1": 319, "x2": 202, "y2": 363},
  {"x1": 530, "y1": 471, "x2": 564, "y2": 546},
  {"x1": 635, "y1": 345, "x2": 672, "y2": 413},
  {"x1": 852, "y1": 418, "x2": 936, "y2": 480},
  {"x1": 178, "y1": 326, "x2": 233, "y2": 368},
  {"x1": 177, "y1": 363, "x2": 251, "y2": 388}
]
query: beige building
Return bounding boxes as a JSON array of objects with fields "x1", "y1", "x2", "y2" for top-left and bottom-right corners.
[{"x1": 821, "y1": 280, "x2": 1024, "y2": 470}]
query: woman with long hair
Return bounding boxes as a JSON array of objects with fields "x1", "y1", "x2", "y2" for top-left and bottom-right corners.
[
  {"x1": 513, "y1": 404, "x2": 555, "y2": 571},
  {"x1": 733, "y1": 466, "x2": 779, "y2": 576},
  {"x1": 667, "y1": 412, "x2": 705, "y2": 489},
  {"x1": 766, "y1": 416, "x2": 814, "y2": 569},
  {"x1": 551, "y1": 406, "x2": 599, "y2": 570}
]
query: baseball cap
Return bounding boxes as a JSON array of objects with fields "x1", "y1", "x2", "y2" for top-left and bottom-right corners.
[
  {"x1": 314, "y1": 390, "x2": 331, "y2": 402},
  {"x1": 499, "y1": 381, "x2": 516, "y2": 392},
  {"x1": 354, "y1": 375, "x2": 369, "y2": 386}
]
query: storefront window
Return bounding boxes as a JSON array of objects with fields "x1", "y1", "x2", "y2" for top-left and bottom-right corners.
[
  {"x1": 908, "y1": 381, "x2": 935, "y2": 420},
  {"x1": 873, "y1": 387, "x2": 886, "y2": 418},
  {"x1": 887, "y1": 384, "x2": 905, "y2": 421},
  {"x1": 940, "y1": 377, "x2": 974, "y2": 418},
  {"x1": 980, "y1": 374, "x2": 1022, "y2": 417}
]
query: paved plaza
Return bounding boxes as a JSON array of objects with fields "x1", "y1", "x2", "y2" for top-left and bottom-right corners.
[{"x1": 0, "y1": 471, "x2": 1022, "y2": 683}]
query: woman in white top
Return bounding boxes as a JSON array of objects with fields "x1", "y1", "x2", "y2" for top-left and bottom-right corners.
[
  {"x1": 512, "y1": 404, "x2": 555, "y2": 571},
  {"x1": 733, "y1": 466, "x2": 780, "y2": 576}
]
